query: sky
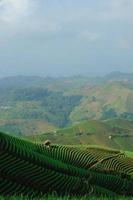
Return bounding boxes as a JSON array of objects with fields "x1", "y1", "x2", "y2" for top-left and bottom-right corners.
[{"x1": 0, "y1": 0, "x2": 133, "y2": 77}]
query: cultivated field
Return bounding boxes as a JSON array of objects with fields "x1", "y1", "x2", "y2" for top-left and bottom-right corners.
[
  {"x1": 0, "y1": 132, "x2": 133, "y2": 199},
  {"x1": 0, "y1": 196, "x2": 133, "y2": 200}
]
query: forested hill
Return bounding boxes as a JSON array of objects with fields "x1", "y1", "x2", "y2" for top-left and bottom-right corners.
[
  {"x1": 0, "y1": 72, "x2": 132, "y2": 135},
  {"x1": 0, "y1": 87, "x2": 82, "y2": 128}
]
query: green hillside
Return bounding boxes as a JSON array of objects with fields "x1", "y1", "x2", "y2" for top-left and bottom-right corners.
[
  {"x1": 105, "y1": 118, "x2": 133, "y2": 130},
  {"x1": 0, "y1": 87, "x2": 82, "y2": 127},
  {"x1": 27, "y1": 119, "x2": 133, "y2": 151},
  {"x1": 0, "y1": 132, "x2": 133, "y2": 198},
  {"x1": 1, "y1": 196, "x2": 133, "y2": 200},
  {"x1": 0, "y1": 119, "x2": 56, "y2": 136},
  {"x1": 70, "y1": 81, "x2": 133, "y2": 123}
]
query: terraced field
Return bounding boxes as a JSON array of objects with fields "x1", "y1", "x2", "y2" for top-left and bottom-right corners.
[
  {"x1": 0, "y1": 196, "x2": 133, "y2": 200},
  {"x1": 0, "y1": 132, "x2": 133, "y2": 199},
  {"x1": 26, "y1": 119, "x2": 133, "y2": 151}
]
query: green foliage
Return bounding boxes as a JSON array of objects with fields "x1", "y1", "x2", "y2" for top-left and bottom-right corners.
[
  {"x1": 49, "y1": 119, "x2": 133, "y2": 151},
  {"x1": 120, "y1": 113, "x2": 133, "y2": 121},
  {"x1": 1, "y1": 196, "x2": 133, "y2": 200},
  {"x1": 101, "y1": 108, "x2": 117, "y2": 120},
  {"x1": 0, "y1": 132, "x2": 133, "y2": 198},
  {"x1": 0, "y1": 87, "x2": 82, "y2": 128},
  {"x1": 0, "y1": 119, "x2": 56, "y2": 136}
]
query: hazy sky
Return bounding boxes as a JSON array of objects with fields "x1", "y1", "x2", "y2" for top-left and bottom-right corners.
[{"x1": 0, "y1": 0, "x2": 133, "y2": 77}]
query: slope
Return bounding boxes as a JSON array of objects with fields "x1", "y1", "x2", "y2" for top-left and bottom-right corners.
[
  {"x1": 0, "y1": 119, "x2": 56, "y2": 136},
  {"x1": 0, "y1": 132, "x2": 133, "y2": 198},
  {"x1": 70, "y1": 81, "x2": 133, "y2": 123},
  {"x1": 27, "y1": 119, "x2": 133, "y2": 151}
]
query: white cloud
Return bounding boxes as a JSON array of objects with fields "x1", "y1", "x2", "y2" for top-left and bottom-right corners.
[
  {"x1": 0, "y1": 0, "x2": 38, "y2": 46},
  {"x1": 0, "y1": 0, "x2": 34, "y2": 23}
]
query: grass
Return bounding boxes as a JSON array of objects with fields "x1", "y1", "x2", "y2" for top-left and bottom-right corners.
[
  {"x1": 125, "y1": 150, "x2": 133, "y2": 158},
  {"x1": 0, "y1": 196, "x2": 133, "y2": 200},
  {"x1": 26, "y1": 119, "x2": 133, "y2": 151}
]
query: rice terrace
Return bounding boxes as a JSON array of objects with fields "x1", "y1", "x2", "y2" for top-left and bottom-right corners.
[{"x1": 0, "y1": 130, "x2": 133, "y2": 199}]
